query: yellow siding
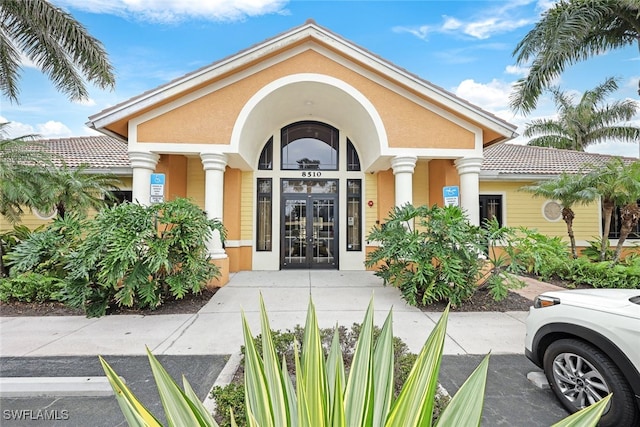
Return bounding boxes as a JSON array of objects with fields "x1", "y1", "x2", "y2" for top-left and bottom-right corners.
[
  {"x1": 241, "y1": 172, "x2": 254, "y2": 241},
  {"x1": 413, "y1": 160, "x2": 430, "y2": 208},
  {"x1": 365, "y1": 173, "x2": 378, "y2": 237},
  {"x1": 186, "y1": 158, "x2": 205, "y2": 208},
  {"x1": 480, "y1": 181, "x2": 601, "y2": 241}
]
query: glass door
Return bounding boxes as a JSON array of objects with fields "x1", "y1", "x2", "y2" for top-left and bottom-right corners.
[{"x1": 281, "y1": 180, "x2": 338, "y2": 269}]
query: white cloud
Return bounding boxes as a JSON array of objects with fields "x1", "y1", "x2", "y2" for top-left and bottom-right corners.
[
  {"x1": 55, "y1": 0, "x2": 289, "y2": 23},
  {"x1": 0, "y1": 117, "x2": 73, "y2": 139},
  {"x1": 505, "y1": 65, "x2": 529, "y2": 76},
  {"x1": 454, "y1": 78, "x2": 514, "y2": 110},
  {"x1": 394, "y1": 1, "x2": 534, "y2": 41},
  {"x1": 464, "y1": 18, "x2": 530, "y2": 40}
]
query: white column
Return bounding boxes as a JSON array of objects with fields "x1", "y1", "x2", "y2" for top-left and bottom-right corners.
[
  {"x1": 454, "y1": 157, "x2": 483, "y2": 226},
  {"x1": 201, "y1": 153, "x2": 227, "y2": 259},
  {"x1": 129, "y1": 151, "x2": 160, "y2": 206},
  {"x1": 391, "y1": 155, "x2": 417, "y2": 207}
]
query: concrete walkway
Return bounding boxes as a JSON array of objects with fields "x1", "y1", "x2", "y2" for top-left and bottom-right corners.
[{"x1": 0, "y1": 271, "x2": 558, "y2": 358}]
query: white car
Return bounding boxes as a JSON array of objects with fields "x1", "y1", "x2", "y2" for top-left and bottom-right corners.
[{"x1": 525, "y1": 288, "x2": 640, "y2": 427}]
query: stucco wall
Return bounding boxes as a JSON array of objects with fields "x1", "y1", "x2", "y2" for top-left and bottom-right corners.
[{"x1": 135, "y1": 50, "x2": 475, "y2": 150}]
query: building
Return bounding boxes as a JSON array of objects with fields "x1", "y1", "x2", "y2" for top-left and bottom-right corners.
[
  {"x1": 83, "y1": 20, "x2": 522, "y2": 283},
  {"x1": 5, "y1": 21, "x2": 637, "y2": 283}
]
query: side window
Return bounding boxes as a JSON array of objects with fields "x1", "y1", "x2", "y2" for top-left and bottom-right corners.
[
  {"x1": 347, "y1": 179, "x2": 362, "y2": 251},
  {"x1": 346, "y1": 139, "x2": 361, "y2": 171},
  {"x1": 479, "y1": 195, "x2": 502, "y2": 227},
  {"x1": 258, "y1": 137, "x2": 273, "y2": 170},
  {"x1": 256, "y1": 178, "x2": 273, "y2": 251},
  {"x1": 606, "y1": 201, "x2": 640, "y2": 240}
]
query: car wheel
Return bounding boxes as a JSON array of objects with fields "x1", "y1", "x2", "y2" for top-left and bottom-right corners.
[{"x1": 543, "y1": 338, "x2": 639, "y2": 427}]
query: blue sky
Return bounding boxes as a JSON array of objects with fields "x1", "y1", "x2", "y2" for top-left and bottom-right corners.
[{"x1": 2, "y1": 0, "x2": 639, "y2": 157}]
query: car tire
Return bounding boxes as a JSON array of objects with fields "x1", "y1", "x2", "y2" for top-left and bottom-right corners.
[{"x1": 543, "y1": 338, "x2": 639, "y2": 427}]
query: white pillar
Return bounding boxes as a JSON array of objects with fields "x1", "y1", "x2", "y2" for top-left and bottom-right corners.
[
  {"x1": 454, "y1": 157, "x2": 483, "y2": 226},
  {"x1": 391, "y1": 155, "x2": 417, "y2": 207},
  {"x1": 129, "y1": 151, "x2": 160, "y2": 206},
  {"x1": 201, "y1": 153, "x2": 227, "y2": 259}
]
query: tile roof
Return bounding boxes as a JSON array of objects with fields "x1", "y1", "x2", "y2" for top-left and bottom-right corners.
[
  {"x1": 482, "y1": 143, "x2": 638, "y2": 176},
  {"x1": 31, "y1": 136, "x2": 129, "y2": 169},
  {"x1": 30, "y1": 136, "x2": 638, "y2": 176}
]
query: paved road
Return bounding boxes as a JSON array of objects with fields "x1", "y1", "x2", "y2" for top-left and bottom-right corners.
[
  {"x1": 1, "y1": 354, "x2": 568, "y2": 426},
  {"x1": 0, "y1": 355, "x2": 226, "y2": 427},
  {"x1": 439, "y1": 354, "x2": 569, "y2": 426}
]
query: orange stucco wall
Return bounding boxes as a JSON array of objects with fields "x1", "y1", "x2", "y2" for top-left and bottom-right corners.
[
  {"x1": 223, "y1": 168, "x2": 242, "y2": 241},
  {"x1": 223, "y1": 168, "x2": 250, "y2": 272},
  {"x1": 428, "y1": 159, "x2": 459, "y2": 207},
  {"x1": 377, "y1": 170, "x2": 395, "y2": 223},
  {"x1": 155, "y1": 154, "x2": 188, "y2": 200},
  {"x1": 136, "y1": 49, "x2": 475, "y2": 150}
]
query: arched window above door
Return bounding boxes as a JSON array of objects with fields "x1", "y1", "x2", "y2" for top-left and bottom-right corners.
[
  {"x1": 258, "y1": 136, "x2": 273, "y2": 170},
  {"x1": 281, "y1": 121, "x2": 338, "y2": 170}
]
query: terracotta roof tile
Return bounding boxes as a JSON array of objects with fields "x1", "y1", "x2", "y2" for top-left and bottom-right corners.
[
  {"x1": 482, "y1": 144, "x2": 638, "y2": 176},
  {"x1": 31, "y1": 136, "x2": 129, "y2": 169},
  {"x1": 31, "y1": 136, "x2": 637, "y2": 175}
]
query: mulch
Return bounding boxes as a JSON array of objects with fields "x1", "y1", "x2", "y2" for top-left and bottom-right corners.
[
  {"x1": 0, "y1": 288, "x2": 218, "y2": 317},
  {"x1": 0, "y1": 284, "x2": 534, "y2": 317}
]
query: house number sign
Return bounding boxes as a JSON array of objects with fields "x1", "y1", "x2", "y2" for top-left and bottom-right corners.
[{"x1": 301, "y1": 171, "x2": 322, "y2": 177}]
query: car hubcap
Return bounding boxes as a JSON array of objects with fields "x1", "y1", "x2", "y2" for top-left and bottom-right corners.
[{"x1": 552, "y1": 352, "x2": 610, "y2": 410}]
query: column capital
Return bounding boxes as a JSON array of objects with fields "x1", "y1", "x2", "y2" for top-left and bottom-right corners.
[
  {"x1": 454, "y1": 157, "x2": 483, "y2": 175},
  {"x1": 129, "y1": 151, "x2": 159, "y2": 170},
  {"x1": 200, "y1": 152, "x2": 228, "y2": 171},
  {"x1": 391, "y1": 155, "x2": 417, "y2": 175}
]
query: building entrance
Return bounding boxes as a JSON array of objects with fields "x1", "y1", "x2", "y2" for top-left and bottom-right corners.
[{"x1": 280, "y1": 179, "x2": 338, "y2": 269}]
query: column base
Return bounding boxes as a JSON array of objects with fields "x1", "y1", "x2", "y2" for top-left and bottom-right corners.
[{"x1": 207, "y1": 257, "x2": 230, "y2": 288}]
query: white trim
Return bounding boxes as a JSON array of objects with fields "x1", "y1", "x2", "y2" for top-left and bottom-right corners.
[{"x1": 224, "y1": 240, "x2": 253, "y2": 248}]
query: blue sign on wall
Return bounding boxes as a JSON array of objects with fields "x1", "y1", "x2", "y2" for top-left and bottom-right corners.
[
  {"x1": 150, "y1": 173, "x2": 165, "y2": 185},
  {"x1": 443, "y1": 185, "x2": 460, "y2": 207},
  {"x1": 443, "y1": 186, "x2": 459, "y2": 198}
]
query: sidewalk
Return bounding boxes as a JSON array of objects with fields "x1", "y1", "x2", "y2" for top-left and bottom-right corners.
[{"x1": 0, "y1": 271, "x2": 562, "y2": 358}]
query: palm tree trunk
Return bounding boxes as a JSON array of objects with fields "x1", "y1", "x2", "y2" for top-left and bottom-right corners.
[
  {"x1": 562, "y1": 207, "x2": 578, "y2": 258},
  {"x1": 613, "y1": 203, "x2": 640, "y2": 262},
  {"x1": 601, "y1": 199, "x2": 614, "y2": 261}
]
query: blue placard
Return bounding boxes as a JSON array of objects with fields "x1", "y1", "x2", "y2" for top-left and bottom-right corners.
[
  {"x1": 150, "y1": 173, "x2": 165, "y2": 185},
  {"x1": 443, "y1": 186, "x2": 459, "y2": 198}
]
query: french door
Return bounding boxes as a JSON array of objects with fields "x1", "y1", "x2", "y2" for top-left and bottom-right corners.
[{"x1": 281, "y1": 180, "x2": 338, "y2": 269}]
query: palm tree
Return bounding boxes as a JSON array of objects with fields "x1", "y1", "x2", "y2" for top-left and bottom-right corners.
[
  {"x1": 523, "y1": 78, "x2": 640, "y2": 151},
  {"x1": 40, "y1": 164, "x2": 122, "y2": 220},
  {"x1": 0, "y1": 123, "x2": 54, "y2": 223},
  {"x1": 585, "y1": 158, "x2": 638, "y2": 261},
  {"x1": 0, "y1": 0, "x2": 115, "y2": 103},
  {"x1": 521, "y1": 173, "x2": 598, "y2": 258},
  {"x1": 603, "y1": 161, "x2": 640, "y2": 262},
  {"x1": 511, "y1": 0, "x2": 640, "y2": 114}
]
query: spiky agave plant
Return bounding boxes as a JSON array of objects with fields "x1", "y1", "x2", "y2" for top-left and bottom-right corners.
[{"x1": 101, "y1": 296, "x2": 610, "y2": 427}]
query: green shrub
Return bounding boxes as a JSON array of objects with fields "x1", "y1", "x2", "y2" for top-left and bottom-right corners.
[
  {"x1": 213, "y1": 322, "x2": 422, "y2": 427},
  {"x1": 503, "y1": 227, "x2": 571, "y2": 280},
  {"x1": 0, "y1": 272, "x2": 64, "y2": 302},
  {"x1": 210, "y1": 383, "x2": 245, "y2": 427},
  {"x1": 64, "y1": 198, "x2": 226, "y2": 317},
  {"x1": 366, "y1": 204, "x2": 487, "y2": 307},
  {"x1": 5, "y1": 215, "x2": 85, "y2": 278},
  {"x1": 559, "y1": 257, "x2": 640, "y2": 289}
]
